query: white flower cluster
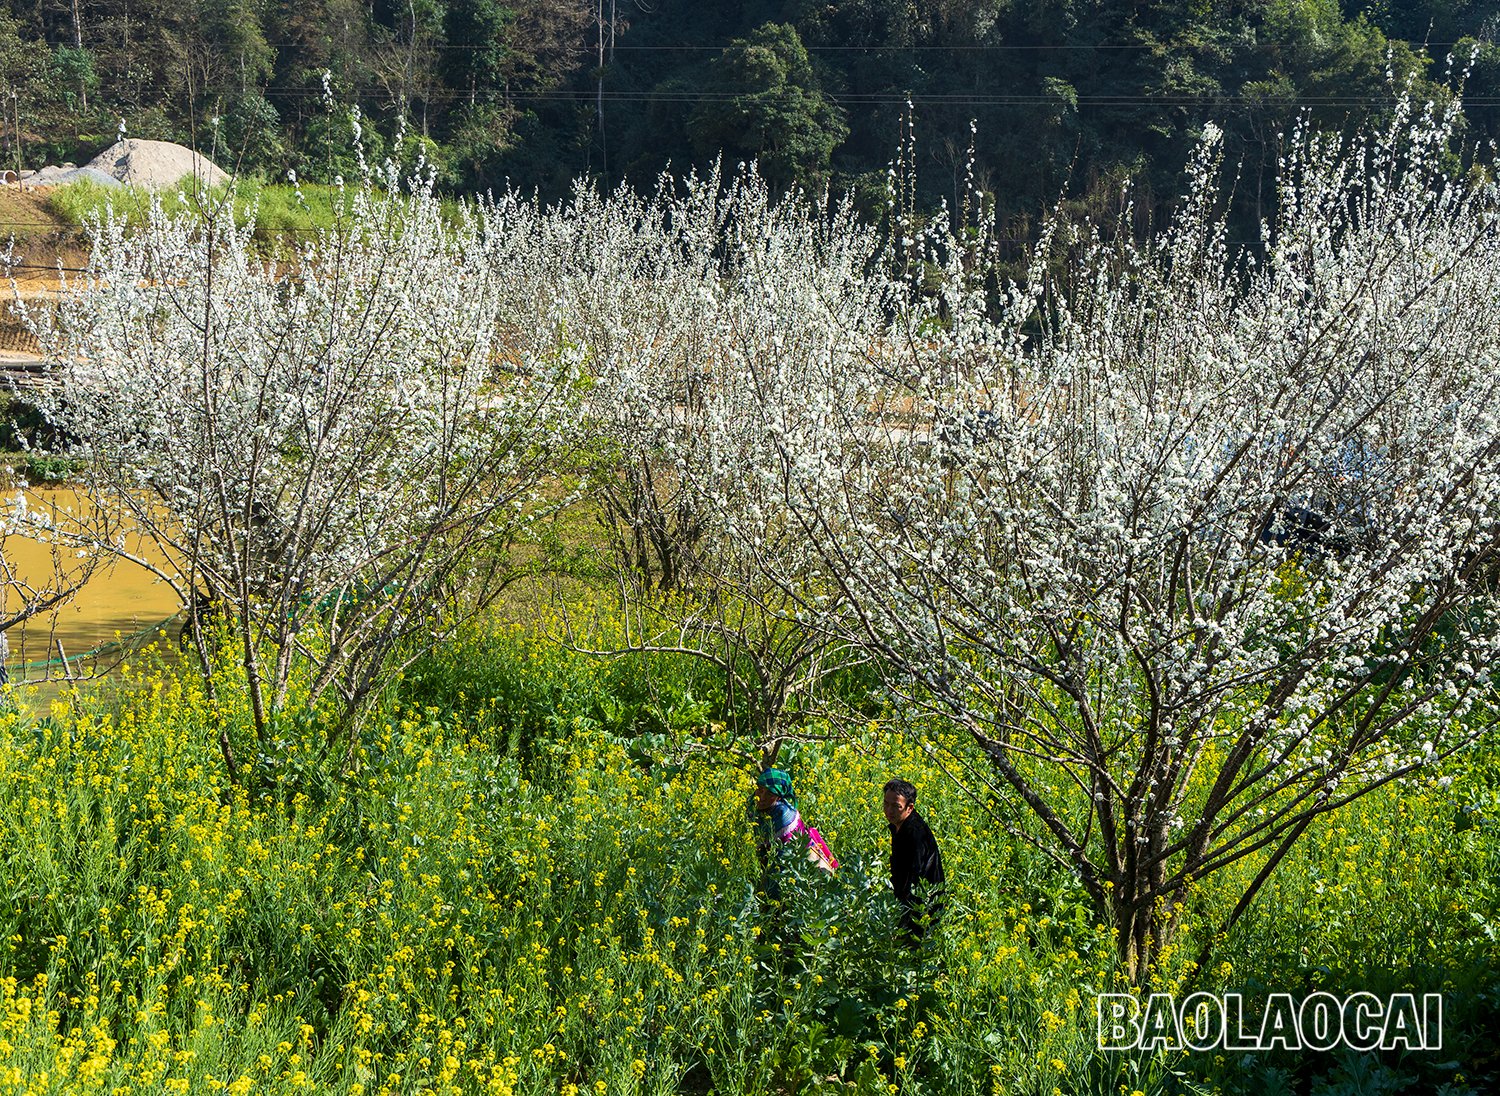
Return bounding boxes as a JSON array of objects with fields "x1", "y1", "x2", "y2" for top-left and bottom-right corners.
[{"x1": 744, "y1": 89, "x2": 1500, "y2": 958}]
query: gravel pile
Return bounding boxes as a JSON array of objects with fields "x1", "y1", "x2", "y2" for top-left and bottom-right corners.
[
  {"x1": 20, "y1": 139, "x2": 229, "y2": 190},
  {"x1": 20, "y1": 165, "x2": 123, "y2": 189},
  {"x1": 85, "y1": 139, "x2": 230, "y2": 188}
]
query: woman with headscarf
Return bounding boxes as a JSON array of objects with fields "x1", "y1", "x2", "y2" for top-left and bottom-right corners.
[{"x1": 753, "y1": 768, "x2": 837, "y2": 875}]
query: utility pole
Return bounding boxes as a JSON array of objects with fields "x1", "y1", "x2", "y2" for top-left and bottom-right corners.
[
  {"x1": 0, "y1": 84, "x2": 9, "y2": 184},
  {"x1": 596, "y1": 0, "x2": 605, "y2": 178},
  {"x1": 11, "y1": 91, "x2": 21, "y2": 183},
  {"x1": 596, "y1": 0, "x2": 623, "y2": 182}
]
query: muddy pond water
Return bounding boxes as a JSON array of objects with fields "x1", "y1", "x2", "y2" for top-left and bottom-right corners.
[{"x1": 2, "y1": 487, "x2": 184, "y2": 682}]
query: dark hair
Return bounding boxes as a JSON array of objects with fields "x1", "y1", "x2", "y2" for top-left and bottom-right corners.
[{"x1": 883, "y1": 778, "x2": 917, "y2": 806}]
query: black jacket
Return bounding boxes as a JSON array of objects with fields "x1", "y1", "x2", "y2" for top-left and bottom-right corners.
[{"x1": 890, "y1": 809, "x2": 946, "y2": 926}]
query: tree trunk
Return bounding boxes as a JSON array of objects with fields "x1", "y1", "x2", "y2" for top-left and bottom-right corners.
[
  {"x1": 1113, "y1": 881, "x2": 1183, "y2": 984},
  {"x1": 70, "y1": 0, "x2": 87, "y2": 110},
  {"x1": 596, "y1": 0, "x2": 606, "y2": 179},
  {"x1": 1113, "y1": 819, "x2": 1183, "y2": 983}
]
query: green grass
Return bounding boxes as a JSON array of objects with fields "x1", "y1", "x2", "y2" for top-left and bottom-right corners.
[
  {"x1": 45, "y1": 178, "x2": 478, "y2": 255},
  {"x1": 47, "y1": 178, "x2": 348, "y2": 247}
]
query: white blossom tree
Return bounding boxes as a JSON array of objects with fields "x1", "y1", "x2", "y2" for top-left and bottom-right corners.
[
  {"x1": 757, "y1": 95, "x2": 1500, "y2": 977},
  {"x1": 566, "y1": 167, "x2": 890, "y2": 761},
  {"x1": 21, "y1": 171, "x2": 586, "y2": 777},
  {"x1": 15, "y1": 82, "x2": 1497, "y2": 981}
]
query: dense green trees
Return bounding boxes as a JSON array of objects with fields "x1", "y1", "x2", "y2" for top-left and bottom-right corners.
[
  {"x1": 1, "y1": 0, "x2": 1494, "y2": 225},
  {"x1": 687, "y1": 23, "x2": 847, "y2": 191}
]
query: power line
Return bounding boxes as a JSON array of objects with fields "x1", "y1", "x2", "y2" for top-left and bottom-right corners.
[
  {"x1": 257, "y1": 40, "x2": 1492, "y2": 52},
  {"x1": 250, "y1": 86, "x2": 1500, "y2": 106}
]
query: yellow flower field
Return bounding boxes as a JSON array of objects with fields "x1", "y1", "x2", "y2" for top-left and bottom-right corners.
[{"x1": 0, "y1": 618, "x2": 1494, "y2": 1095}]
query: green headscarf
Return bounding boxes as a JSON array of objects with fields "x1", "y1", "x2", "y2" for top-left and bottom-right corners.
[{"x1": 756, "y1": 768, "x2": 796, "y2": 806}]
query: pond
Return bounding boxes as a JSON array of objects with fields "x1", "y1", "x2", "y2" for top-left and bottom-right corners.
[{"x1": 1, "y1": 487, "x2": 184, "y2": 682}]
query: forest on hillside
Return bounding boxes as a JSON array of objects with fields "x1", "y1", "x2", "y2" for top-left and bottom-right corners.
[{"x1": 2, "y1": 1, "x2": 1498, "y2": 227}]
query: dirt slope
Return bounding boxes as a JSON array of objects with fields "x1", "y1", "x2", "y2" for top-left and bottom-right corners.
[{"x1": 0, "y1": 188, "x2": 85, "y2": 358}]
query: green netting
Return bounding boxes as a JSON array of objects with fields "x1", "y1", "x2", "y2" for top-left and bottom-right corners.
[{"x1": 5, "y1": 611, "x2": 183, "y2": 676}]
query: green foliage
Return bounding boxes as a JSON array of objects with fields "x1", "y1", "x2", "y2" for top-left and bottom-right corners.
[
  {"x1": 443, "y1": 0, "x2": 515, "y2": 93},
  {"x1": 0, "y1": 646, "x2": 1111, "y2": 1093},
  {"x1": 687, "y1": 23, "x2": 849, "y2": 192},
  {"x1": 0, "y1": 9, "x2": 36, "y2": 92},
  {"x1": 215, "y1": 91, "x2": 286, "y2": 173},
  {"x1": 294, "y1": 107, "x2": 389, "y2": 185},
  {"x1": 48, "y1": 46, "x2": 99, "y2": 113},
  {"x1": 397, "y1": 613, "x2": 746, "y2": 771},
  {"x1": 445, "y1": 102, "x2": 519, "y2": 189},
  {"x1": 0, "y1": 395, "x2": 71, "y2": 455},
  {"x1": 46, "y1": 179, "x2": 218, "y2": 226},
  {"x1": 7, "y1": 452, "x2": 82, "y2": 483},
  {"x1": 3, "y1": 0, "x2": 1493, "y2": 233}
]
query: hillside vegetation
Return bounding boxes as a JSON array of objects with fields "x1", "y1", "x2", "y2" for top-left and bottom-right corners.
[
  {"x1": 2, "y1": 0, "x2": 1496, "y2": 226},
  {"x1": 2, "y1": 618, "x2": 1497, "y2": 1094}
]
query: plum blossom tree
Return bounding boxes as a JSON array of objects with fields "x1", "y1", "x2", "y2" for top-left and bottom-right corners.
[
  {"x1": 756, "y1": 95, "x2": 1500, "y2": 977},
  {"x1": 21, "y1": 170, "x2": 586, "y2": 777},
  {"x1": 571, "y1": 167, "x2": 889, "y2": 761},
  {"x1": 13, "y1": 75, "x2": 1496, "y2": 983}
]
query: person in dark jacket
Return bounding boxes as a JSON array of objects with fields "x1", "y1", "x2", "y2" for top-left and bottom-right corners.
[{"x1": 883, "y1": 778, "x2": 945, "y2": 941}]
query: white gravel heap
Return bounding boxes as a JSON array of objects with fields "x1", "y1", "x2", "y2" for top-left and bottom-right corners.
[
  {"x1": 20, "y1": 165, "x2": 124, "y2": 189},
  {"x1": 84, "y1": 139, "x2": 230, "y2": 188},
  {"x1": 21, "y1": 139, "x2": 230, "y2": 190}
]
